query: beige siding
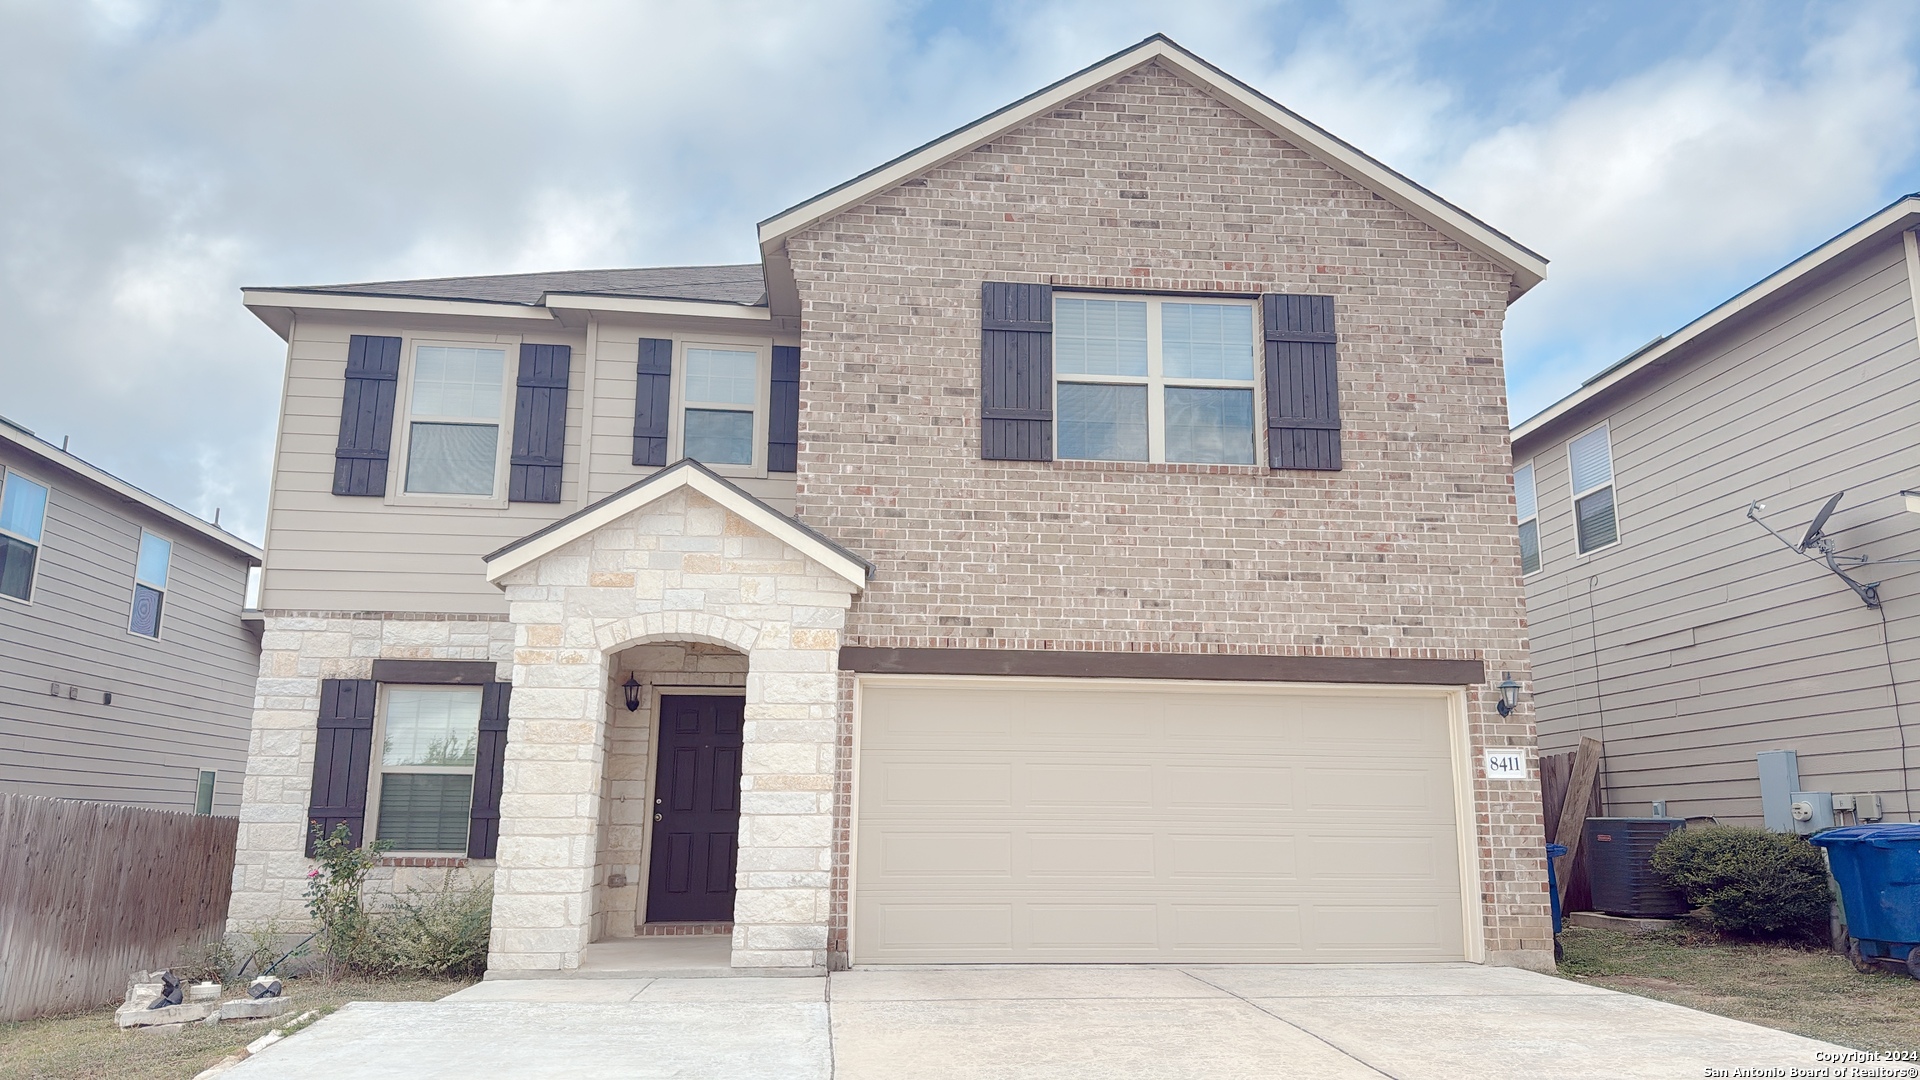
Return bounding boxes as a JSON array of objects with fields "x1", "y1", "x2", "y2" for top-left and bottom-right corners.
[
  {"x1": 0, "y1": 443, "x2": 260, "y2": 814},
  {"x1": 1520, "y1": 238, "x2": 1920, "y2": 824},
  {"x1": 260, "y1": 313, "x2": 797, "y2": 614}
]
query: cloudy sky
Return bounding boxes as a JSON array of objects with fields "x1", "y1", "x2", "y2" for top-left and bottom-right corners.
[{"x1": 2, "y1": 0, "x2": 1916, "y2": 544}]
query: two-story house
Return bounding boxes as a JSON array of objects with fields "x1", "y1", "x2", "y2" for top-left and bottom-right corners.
[
  {"x1": 0, "y1": 415, "x2": 262, "y2": 815},
  {"x1": 1516, "y1": 194, "x2": 1920, "y2": 828},
  {"x1": 227, "y1": 35, "x2": 1554, "y2": 975}
]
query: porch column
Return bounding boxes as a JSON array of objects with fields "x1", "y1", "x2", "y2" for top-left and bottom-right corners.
[
  {"x1": 734, "y1": 622, "x2": 844, "y2": 969},
  {"x1": 486, "y1": 615, "x2": 607, "y2": 973}
]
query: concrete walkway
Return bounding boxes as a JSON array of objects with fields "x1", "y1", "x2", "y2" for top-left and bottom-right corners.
[{"x1": 222, "y1": 964, "x2": 1852, "y2": 1079}]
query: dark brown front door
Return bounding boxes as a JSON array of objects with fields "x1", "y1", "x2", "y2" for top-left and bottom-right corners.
[{"x1": 646, "y1": 695, "x2": 744, "y2": 923}]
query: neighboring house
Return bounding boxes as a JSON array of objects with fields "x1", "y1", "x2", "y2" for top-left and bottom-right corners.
[
  {"x1": 227, "y1": 35, "x2": 1554, "y2": 975},
  {"x1": 1514, "y1": 194, "x2": 1920, "y2": 827},
  {"x1": 0, "y1": 415, "x2": 263, "y2": 815}
]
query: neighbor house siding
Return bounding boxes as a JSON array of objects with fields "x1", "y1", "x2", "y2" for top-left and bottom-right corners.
[
  {"x1": 0, "y1": 443, "x2": 259, "y2": 815},
  {"x1": 786, "y1": 63, "x2": 1543, "y2": 959},
  {"x1": 1522, "y1": 237, "x2": 1920, "y2": 824}
]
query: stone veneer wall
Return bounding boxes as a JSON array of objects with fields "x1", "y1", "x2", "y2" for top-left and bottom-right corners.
[
  {"x1": 788, "y1": 61, "x2": 1550, "y2": 968},
  {"x1": 489, "y1": 487, "x2": 856, "y2": 972},
  {"x1": 226, "y1": 612, "x2": 513, "y2": 934},
  {"x1": 593, "y1": 642, "x2": 749, "y2": 940}
]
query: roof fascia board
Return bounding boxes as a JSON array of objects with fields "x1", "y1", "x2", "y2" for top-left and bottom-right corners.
[
  {"x1": 243, "y1": 289, "x2": 557, "y2": 327},
  {"x1": 0, "y1": 425, "x2": 262, "y2": 562},
  {"x1": 483, "y1": 465, "x2": 868, "y2": 590},
  {"x1": 1512, "y1": 196, "x2": 1920, "y2": 448},
  {"x1": 542, "y1": 294, "x2": 771, "y2": 322},
  {"x1": 755, "y1": 36, "x2": 1546, "y2": 297}
]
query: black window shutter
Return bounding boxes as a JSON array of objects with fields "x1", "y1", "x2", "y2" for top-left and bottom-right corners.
[
  {"x1": 468, "y1": 681, "x2": 511, "y2": 860},
  {"x1": 632, "y1": 338, "x2": 673, "y2": 467},
  {"x1": 768, "y1": 345, "x2": 800, "y2": 473},
  {"x1": 1263, "y1": 294, "x2": 1343, "y2": 470},
  {"x1": 981, "y1": 282, "x2": 1054, "y2": 461},
  {"x1": 306, "y1": 678, "x2": 376, "y2": 855},
  {"x1": 332, "y1": 335, "x2": 402, "y2": 496},
  {"x1": 508, "y1": 344, "x2": 571, "y2": 503}
]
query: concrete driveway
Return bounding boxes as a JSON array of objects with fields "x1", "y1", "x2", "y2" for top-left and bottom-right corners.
[{"x1": 222, "y1": 964, "x2": 1852, "y2": 1079}]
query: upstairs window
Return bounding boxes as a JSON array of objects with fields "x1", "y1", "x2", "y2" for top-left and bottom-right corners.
[
  {"x1": 404, "y1": 345, "x2": 507, "y2": 497},
  {"x1": 129, "y1": 531, "x2": 171, "y2": 638},
  {"x1": 1568, "y1": 424, "x2": 1619, "y2": 554},
  {"x1": 681, "y1": 346, "x2": 761, "y2": 466},
  {"x1": 1055, "y1": 295, "x2": 1257, "y2": 464},
  {"x1": 1514, "y1": 461, "x2": 1541, "y2": 576},
  {"x1": 0, "y1": 468, "x2": 48, "y2": 602},
  {"x1": 370, "y1": 687, "x2": 481, "y2": 852}
]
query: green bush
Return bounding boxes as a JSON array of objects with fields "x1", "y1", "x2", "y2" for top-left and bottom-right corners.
[
  {"x1": 1650, "y1": 825, "x2": 1831, "y2": 942},
  {"x1": 362, "y1": 879, "x2": 494, "y2": 978}
]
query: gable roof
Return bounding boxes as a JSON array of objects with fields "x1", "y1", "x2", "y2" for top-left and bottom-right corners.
[
  {"x1": 1511, "y1": 193, "x2": 1920, "y2": 450},
  {"x1": 0, "y1": 415, "x2": 263, "y2": 564},
  {"x1": 483, "y1": 458, "x2": 872, "y2": 590},
  {"x1": 757, "y1": 34, "x2": 1548, "y2": 300},
  {"x1": 252, "y1": 264, "x2": 767, "y2": 308}
]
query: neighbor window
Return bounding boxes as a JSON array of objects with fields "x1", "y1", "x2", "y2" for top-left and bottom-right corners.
[
  {"x1": 370, "y1": 687, "x2": 480, "y2": 852},
  {"x1": 1054, "y1": 295, "x2": 1257, "y2": 464},
  {"x1": 195, "y1": 770, "x2": 216, "y2": 815},
  {"x1": 129, "y1": 531, "x2": 171, "y2": 638},
  {"x1": 1514, "y1": 461, "x2": 1541, "y2": 576},
  {"x1": 681, "y1": 346, "x2": 761, "y2": 466},
  {"x1": 0, "y1": 468, "x2": 48, "y2": 602},
  {"x1": 1568, "y1": 424, "x2": 1619, "y2": 554},
  {"x1": 404, "y1": 345, "x2": 507, "y2": 496}
]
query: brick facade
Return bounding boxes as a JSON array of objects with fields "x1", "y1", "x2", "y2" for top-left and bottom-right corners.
[{"x1": 788, "y1": 62, "x2": 1548, "y2": 967}]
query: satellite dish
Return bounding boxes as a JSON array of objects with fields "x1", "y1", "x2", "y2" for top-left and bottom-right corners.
[{"x1": 1799, "y1": 491, "x2": 1845, "y2": 551}]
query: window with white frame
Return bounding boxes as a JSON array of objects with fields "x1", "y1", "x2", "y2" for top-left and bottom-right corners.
[
  {"x1": 0, "y1": 468, "x2": 48, "y2": 602},
  {"x1": 1568, "y1": 424, "x2": 1619, "y2": 554},
  {"x1": 1054, "y1": 295, "x2": 1259, "y2": 464},
  {"x1": 681, "y1": 346, "x2": 761, "y2": 467},
  {"x1": 1514, "y1": 461, "x2": 1541, "y2": 575},
  {"x1": 129, "y1": 531, "x2": 171, "y2": 638},
  {"x1": 404, "y1": 344, "x2": 508, "y2": 497},
  {"x1": 370, "y1": 687, "x2": 480, "y2": 852}
]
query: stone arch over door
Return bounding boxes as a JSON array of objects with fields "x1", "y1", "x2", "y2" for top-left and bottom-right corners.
[{"x1": 479, "y1": 469, "x2": 866, "y2": 973}]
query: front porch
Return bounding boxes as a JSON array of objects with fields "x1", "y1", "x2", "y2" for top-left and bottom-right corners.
[{"x1": 479, "y1": 461, "x2": 869, "y2": 975}]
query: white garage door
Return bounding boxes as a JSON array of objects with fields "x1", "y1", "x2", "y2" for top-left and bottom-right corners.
[{"x1": 853, "y1": 679, "x2": 1468, "y2": 964}]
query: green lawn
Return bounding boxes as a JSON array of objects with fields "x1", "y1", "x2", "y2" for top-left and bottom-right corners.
[
  {"x1": 0, "y1": 975, "x2": 473, "y2": 1080},
  {"x1": 1557, "y1": 924, "x2": 1920, "y2": 1054}
]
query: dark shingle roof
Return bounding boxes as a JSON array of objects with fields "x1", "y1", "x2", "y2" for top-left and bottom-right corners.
[{"x1": 264, "y1": 264, "x2": 767, "y2": 307}]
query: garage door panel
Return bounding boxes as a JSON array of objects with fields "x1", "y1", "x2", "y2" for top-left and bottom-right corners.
[{"x1": 856, "y1": 682, "x2": 1466, "y2": 963}]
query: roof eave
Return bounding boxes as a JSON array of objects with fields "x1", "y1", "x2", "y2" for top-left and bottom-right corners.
[
  {"x1": 1512, "y1": 194, "x2": 1920, "y2": 449},
  {"x1": 242, "y1": 289, "x2": 555, "y2": 340}
]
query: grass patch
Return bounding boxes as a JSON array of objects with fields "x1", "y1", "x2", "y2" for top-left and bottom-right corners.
[
  {"x1": 1558, "y1": 924, "x2": 1920, "y2": 1053},
  {"x1": 0, "y1": 974, "x2": 473, "y2": 1080}
]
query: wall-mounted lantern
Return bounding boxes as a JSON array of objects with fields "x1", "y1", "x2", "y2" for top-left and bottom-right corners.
[
  {"x1": 1495, "y1": 673, "x2": 1521, "y2": 718},
  {"x1": 622, "y1": 674, "x2": 642, "y2": 712}
]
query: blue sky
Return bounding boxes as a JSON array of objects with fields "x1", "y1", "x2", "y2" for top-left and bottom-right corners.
[{"x1": 1, "y1": 0, "x2": 1915, "y2": 542}]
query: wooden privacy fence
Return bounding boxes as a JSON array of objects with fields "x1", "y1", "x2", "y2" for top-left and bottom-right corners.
[
  {"x1": 1540, "y1": 739, "x2": 1605, "y2": 914},
  {"x1": 0, "y1": 794, "x2": 237, "y2": 1021}
]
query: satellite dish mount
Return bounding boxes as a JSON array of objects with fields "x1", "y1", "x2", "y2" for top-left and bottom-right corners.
[{"x1": 1747, "y1": 492, "x2": 1880, "y2": 608}]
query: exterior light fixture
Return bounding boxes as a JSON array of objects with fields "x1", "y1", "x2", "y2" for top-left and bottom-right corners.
[
  {"x1": 621, "y1": 674, "x2": 642, "y2": 712},
  {"x1": 1495, "y1": 673, "x2": 1521, "y2": 718}
]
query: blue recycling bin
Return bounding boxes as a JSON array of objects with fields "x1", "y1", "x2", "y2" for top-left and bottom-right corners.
[
  {"x1": 1546, "y1": 842, "x2": 1568, "y2": 935},
  {"x1": 1810, "y1": 824, "x2": 1920, "y2": 977}
]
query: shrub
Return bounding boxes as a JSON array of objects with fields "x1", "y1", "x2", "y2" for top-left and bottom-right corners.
[
  {"x1": 1650, "y1": 825, "x2": 1831, "y2": 942},
  {"x1": 305, "y1": 823, "x2": 392, "y2": 974},
  {"x1": 363, "y1": 878, "x2": 494, "y2": 978}
]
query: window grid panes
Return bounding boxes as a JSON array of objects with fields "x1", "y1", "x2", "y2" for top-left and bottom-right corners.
[
  {"x1": 373, "y1": 687, "x2": 481, "y2": 852},
  {"x1": 0, "y1": 469, "x2": 48, "y2": 602},
  {"x1": 1568, "y1": 425, "x2": 1619, "y2": 554},
  {"x1": 1514, "y1": 462, "x2": 1541, "y2": 576},
  {"x1": 129, "y1": 531, "x2": 170, "y2": 638},
  {"x1": 1054, "y1": 296, "x2": 1258, "y2": 464},
  {"x1": 405, "y1": 344, "x2": 507, "y2": 497},
  {"x1": 681, "y1": 346, "x2": 761, "y2": 468}
]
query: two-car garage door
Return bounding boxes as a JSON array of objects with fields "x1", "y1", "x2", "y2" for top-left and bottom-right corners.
[{"x1": 854, "y1": 679, "x2": 1468, "y2": 964}]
